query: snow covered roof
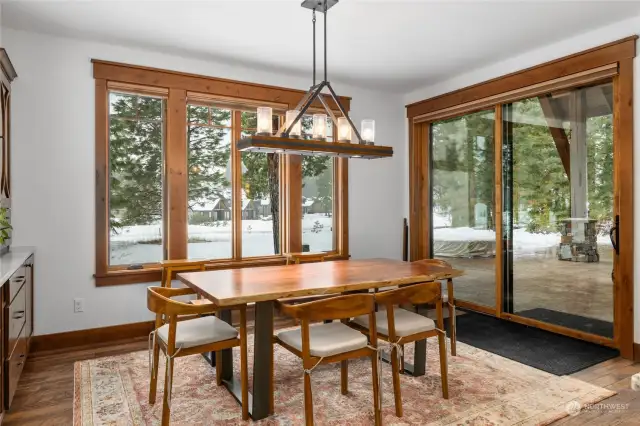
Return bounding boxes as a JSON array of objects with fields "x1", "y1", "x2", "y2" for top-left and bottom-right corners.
[
  {"x1": 192, "y1": 199, "x2": 222, "y2": 212},
  {"x1": 302, "y1": 199, "x2": 315, "y2": 207}
]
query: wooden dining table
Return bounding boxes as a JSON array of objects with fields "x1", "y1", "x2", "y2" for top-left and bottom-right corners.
[{"x1": 178, "y1": 258, "x2": 463, "y2": 421}]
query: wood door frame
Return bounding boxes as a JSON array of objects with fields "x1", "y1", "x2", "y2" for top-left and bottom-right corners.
[{"x1": 407, "y1": 36, "x2": 636, "y2": 359}]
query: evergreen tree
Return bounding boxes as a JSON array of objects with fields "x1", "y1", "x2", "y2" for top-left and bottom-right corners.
[{"x1": 109, "y1": 94, "x2": 164, "y2": 231}]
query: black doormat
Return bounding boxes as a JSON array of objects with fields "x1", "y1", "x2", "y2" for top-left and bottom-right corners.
[
  {"x1": 449, "y1": 311, "x2": 619, "y2": 375},
  {"x1": 516, "y1": 308, "x2": 614, "y2": 339}
]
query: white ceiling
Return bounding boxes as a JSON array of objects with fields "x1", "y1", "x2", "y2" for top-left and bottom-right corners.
[{"x1": 3, "y1": 0, "x2": 640, "y2": 92}]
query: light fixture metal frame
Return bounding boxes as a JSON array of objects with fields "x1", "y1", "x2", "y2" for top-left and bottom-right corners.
[{"x1": 276, "y1": 0, "x2": 368, "y2": 145}]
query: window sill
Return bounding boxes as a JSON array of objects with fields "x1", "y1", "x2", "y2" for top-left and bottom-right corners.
[{"x1": 95, "y1": 253, "x2": 350, "y2": 287}]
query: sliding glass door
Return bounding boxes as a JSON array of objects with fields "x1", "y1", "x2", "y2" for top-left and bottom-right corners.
[
  {"x1": 428, "y1": 81, "x2": 615, "y2": 338},
  {"x1": 502, "y1": 81, "x2": 615, "y2": 338},
  {"x1": 431, "y1": 110, "x2": 496, "y2": 309}
]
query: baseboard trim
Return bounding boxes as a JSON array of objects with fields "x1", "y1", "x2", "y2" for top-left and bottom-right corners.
[
  {"x1": 30, "y1": 321, "x2": 155, "y2": 353},
  {"x1": 29, "y1": 305, "x2": 264, "y2": 354},
  {"x1": 634, "y1": 343, "x2": 640, "y2": 362}
]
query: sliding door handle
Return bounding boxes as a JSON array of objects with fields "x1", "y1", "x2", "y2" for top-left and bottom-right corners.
[{"x1": 609, "y1": 215, "x2": 619, "y2": 255}]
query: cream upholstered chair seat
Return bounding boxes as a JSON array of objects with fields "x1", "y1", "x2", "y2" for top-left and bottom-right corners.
[
  {"x1": 156, "y1": 316, "x2": 238, "y2": 349},
  {"x1": 352, "y1": 308, "x2": 436, "y2": 337},
  {"x1": 277, "y1": 322, "x2": 368, "y2": 357}
]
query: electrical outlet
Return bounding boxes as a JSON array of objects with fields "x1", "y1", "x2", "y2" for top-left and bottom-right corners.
[{"x1": 74, "y1": 298, "x2": 84, "y2": 313}]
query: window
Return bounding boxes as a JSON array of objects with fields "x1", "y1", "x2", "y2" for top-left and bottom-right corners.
[
  {"x1": 431, "y1": 110, "x2": 495, "y2": 308},
  {"x1": 94, "y1": 62, "x2": 350, "y2": 285},
  {"x1": 302, "y1": 115, "x2": 335, "y2": 252},
  {"x1": 108, "y1": 92, "x2": 165, "y2": 266},
  {"x1": 187, "y1": 104, "x2": 232, "y2": 259},
  {"x1": 240, "y1": 110, "x2": 282, "y2": 257}
]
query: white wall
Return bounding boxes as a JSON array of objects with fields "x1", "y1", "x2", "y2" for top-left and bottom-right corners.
[
  {"x1": 403, "y1": 14, "x2": 640, "y2": 343},
  {"x1": 2, "y1": 28, "x2": 405, "y2": 335}
]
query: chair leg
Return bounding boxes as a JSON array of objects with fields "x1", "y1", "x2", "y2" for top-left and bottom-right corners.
[
  {"x1": 240, "y1": 309, "x2": 249, "y2": 421},
  {"x1": 340, "y1": 360, "x2": 348, "y2": 395},
  {"x1": 390, "y1": 346, "x2": 403, "y2": 417},
  {"x1": 371, "y1": 353, "x2": 382, "y2": 426},
  {"x1": 437, "y1": 330, "x2": 449, "y2": 399},
  {"x1": 400, "y1": 344, "x2": 405, "y2": 374},
  {"x1": 215, "y1": 351, "x2": 223, "y2": 386},
  {"x1": 161, "y1": 357, "x2": 175, "y2": 426},
  {"x1": 149, "y1": 343, "x2": 161, "y2": 404},
  {"x1": 303, "y1": 373, "x2": 314, "y2": 426},
  {"x1": 447, "y1": 278, "x2": 457, "y2": 356}
]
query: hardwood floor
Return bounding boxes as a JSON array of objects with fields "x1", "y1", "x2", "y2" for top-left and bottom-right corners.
[
  {"x1": 4, "y1": 337, "x2": 639, "y2": 425},
  {"x1": 4, "y1": 339, "x2": 149, "y2": 425}
]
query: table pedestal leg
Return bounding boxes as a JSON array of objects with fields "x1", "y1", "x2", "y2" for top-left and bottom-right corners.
[
  {"x1": 252, "y1": 301, "x2": 274, "y2": 419},
  {"x1": 218, "y1": 309, "x2": 233, "y2": 381}
]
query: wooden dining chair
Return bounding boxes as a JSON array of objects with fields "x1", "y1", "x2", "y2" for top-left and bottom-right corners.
[
  {"x1": 412, "y1": 258, "x2": 457, "y2": 356},
  {"x1": 147, "y1": 286, "x2": 249, "y2": 425},
  {"x1": 160, "y1": 259, "x2": 214, "y2": 307},
  {"x1": 160, "y1": 259, "x2": 208, "y2": 288},
  {"x1": 280, "y1": 252, "x2": 332, "y2": 307},
  {"x1": 275, "y1": 294, "x2": 382, "y2": 426},
  {"x1": 350, "y1": 281, "x2": 449, "y2": 417}
]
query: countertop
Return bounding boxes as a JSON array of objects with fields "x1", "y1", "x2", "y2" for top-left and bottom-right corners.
[{"x1": 0, "y1": 246, "x2": 35, "y2": 284}]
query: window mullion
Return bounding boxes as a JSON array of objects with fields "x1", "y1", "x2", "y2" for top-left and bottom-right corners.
[
  {"x1": 285, "y1": 154, "x2": 303, "y2": 254},
  {"x1": 232, "y1": 110, "x2": 243, "y2": 260}
]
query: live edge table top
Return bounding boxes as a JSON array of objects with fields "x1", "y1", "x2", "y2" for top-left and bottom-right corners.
[{"x1": 177, "y1": 258, "x2": 464, "y2": 307}]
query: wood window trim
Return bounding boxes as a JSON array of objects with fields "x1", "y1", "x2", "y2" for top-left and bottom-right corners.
[
  {"x1": 94, "y1": 61, "x2": 350, "y2": 286},
  {"x1": 407, "y1": 36, "x2": 636, "y2": 360},
  {"x1": 406, "y1": 36, "x2": 636, "y2": 118},
  {"x1": 93, "y1": 60, "x2": 350, "y2": 112}
]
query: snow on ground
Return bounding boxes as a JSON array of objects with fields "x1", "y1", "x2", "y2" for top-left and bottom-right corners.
[
  {"x1": 434, "y1": 226, "x2": 612, "y2": 258},
  {"x1": 110, "y1": 213, "x2": 334, "y2": 265},
  {"x1": 110, "y1": 212, "x2": 613, "y2": 265}
]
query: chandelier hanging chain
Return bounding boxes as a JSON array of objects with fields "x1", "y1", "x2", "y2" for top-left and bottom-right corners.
[
  {"x1": 324, "y1": 1, "x2": 328, "y2": 82},
  {"x1": 275, "y1": 0, "x2": 364, "y2": 144},
  {"x1": 238, "y1": 1, "x2": 388, "y2": 158}
]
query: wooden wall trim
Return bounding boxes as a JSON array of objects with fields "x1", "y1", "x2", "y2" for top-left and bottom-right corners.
[
  {"x1": 30, "y1": 321, "x2": 155, "y2": 353},
  {"x1": 634, "y1": 342, "x2": 640, "y2": 362},
  {"x1": 166, "y1": 89, "x2": 188, "y2": 260},
  {"x1": 92, "y1": 60, "x2": 350, "y2": 112},
  {"x1": 613, "y1": 57, "x2": 634, "y2": 359},
  {"x1": 409, "y1": 122, "x2": 430, "y2": 261},
  {"x1": 406, "y1": 36, "x2": 637, "y2": 119},
  {"x1": 94, "y1": 79, "x2": 109, "y2": 277},
  {"x1": 336, "y1": 157, "x2": 349, "y2": 256},
  {"x1": 285, "y1": 155, "x2": 302, "y2": 253}
]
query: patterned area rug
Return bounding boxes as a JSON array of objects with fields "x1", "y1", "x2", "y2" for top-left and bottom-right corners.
[{"x1": 74, "y1": 337, "x2": 614, "y2": 425}]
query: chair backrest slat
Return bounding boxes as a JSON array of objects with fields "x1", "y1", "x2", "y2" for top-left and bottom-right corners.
[
  {"x1": 147, "y1": 286, "x2": 214, "y2": 316},
  {"x1": 281, "y1": 293, "x2": 375, "y2": 322},
  {"x1": 374, "y1": 281, "x2": 441, "y2": 306}
]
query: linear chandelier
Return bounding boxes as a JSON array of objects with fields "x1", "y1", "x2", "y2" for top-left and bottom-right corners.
[{"x1": 237, "y1": 0, "x2": 392, "y2": 159}]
